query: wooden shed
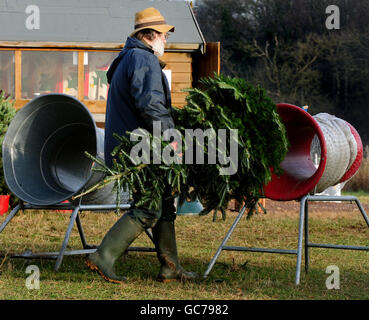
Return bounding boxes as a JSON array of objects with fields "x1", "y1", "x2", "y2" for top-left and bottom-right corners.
[{"x1": 0, "y1": 0, "x2": 219, "y2": 127}]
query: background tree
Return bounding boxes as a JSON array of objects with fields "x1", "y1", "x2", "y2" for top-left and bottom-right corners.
[
  {"x1": 0, "y1": 91, "x2": 16, "y2": 203},
  {"x1": 195, "y1": 0, "x2": 369, "y2": 145}
]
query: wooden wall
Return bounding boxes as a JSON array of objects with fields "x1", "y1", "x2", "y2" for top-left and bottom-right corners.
[
  {"x1": 163, "y1": 52, "x2": 193, "y2": 108},
  {"x1": 192, "y1": 42, "x2": 220, "y2": 88},
  {"x1": 163, "y1": 42, "x2": 221, "y2": 109}
]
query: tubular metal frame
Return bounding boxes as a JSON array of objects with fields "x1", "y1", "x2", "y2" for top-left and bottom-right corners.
[
  {"x1": 203, "y1": 195, "x2": 369, "y2": 285},
  {"x1": 0, "y1": 201, "x2": 156, "y2": 271}
]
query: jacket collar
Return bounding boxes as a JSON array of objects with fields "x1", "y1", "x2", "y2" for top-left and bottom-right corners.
[
  {"x1": 125, "y1": 37, "x2": 167, "y2": 69},
  {"x1": 107, "y1": 37, "x2": 166, "y2": 84},
  {"x1": 124, "y1": 36, "x2": 154, "y2": 53}
]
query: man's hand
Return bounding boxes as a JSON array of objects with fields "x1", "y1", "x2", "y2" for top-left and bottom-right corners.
[{"x1": 170, "y1": 141, "x2": 183, "y2": 158}]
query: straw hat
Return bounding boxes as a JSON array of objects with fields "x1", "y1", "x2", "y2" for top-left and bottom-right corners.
[{"x1": 130, "y1": 7, "x2": 175, "y2": 37}]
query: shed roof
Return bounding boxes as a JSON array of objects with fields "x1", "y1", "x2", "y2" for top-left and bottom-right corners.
[{"x1": 0, "y1": 0, "x2": 205, "y2": 51}]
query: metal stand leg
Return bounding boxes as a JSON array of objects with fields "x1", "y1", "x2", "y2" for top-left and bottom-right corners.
[
  {"x1": 304, "y1": 198, "x2": 310, "y2": 273},
  {"x1": 295, "y1": 196, "x2": 306, "y2": 285},
  {"x1": 0, "y1": 202, "x2": 157, "y2": 270},
  {"x1": 1, "y1": 202, "x2": 160, "y2": 270},
  {"x1": 354, "y1": 198, "x2": 369, "y2": 227},
  {"x1": 203, "y1": 205, "x2": 248, "y2": 278},
  {"x1": 0, "y1": 204, "x2": 22, "y2": 234},
  {"x1": 55, "y1": 206, "x2": 80, "y2": 271},
  {"x1": 145, "y1": 228, "x2": 154, "y2": 243},
  {"x1": 305, "y1": 195, "x2": 369, "y2": 252},
  {"x1": 204, "y1": 201, "x2": 306, "y2": 285},
  {"x1": 75, "y1": 212, "x2": 95, "y2": 249},
  {"x1": 202, "y1": 194, "x2": 369, "y2": 286}
]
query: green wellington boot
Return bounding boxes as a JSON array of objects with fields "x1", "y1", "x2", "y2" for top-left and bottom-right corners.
[
  {"x1": 86, "y1": 213, "x2": 144, "y2": 284},
  {"x1": 152, "y1": 220, "x2": 199, "y2": 282}
]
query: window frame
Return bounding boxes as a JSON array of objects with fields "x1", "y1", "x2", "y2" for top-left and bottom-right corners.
[
  {"x1": 0, "y1": 48, "x2": 119, "y2": 113},
  {"x1": 0, "y1": 49, "x2": 16, "y2": 98}
]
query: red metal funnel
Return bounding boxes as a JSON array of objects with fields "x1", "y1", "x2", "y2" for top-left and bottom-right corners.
[{"x1": 264, "y1": 103, "x2": 327, "y2": 201}]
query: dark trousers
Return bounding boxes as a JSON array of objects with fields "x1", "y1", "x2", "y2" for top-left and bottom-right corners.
[{"x1": 127, "y1": 184, "x2": 176, "y2": 229}]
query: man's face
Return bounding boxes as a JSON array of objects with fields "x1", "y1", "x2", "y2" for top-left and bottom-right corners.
[{"x1": 152, "y1": 32, "x2": 168, "y2": 57}]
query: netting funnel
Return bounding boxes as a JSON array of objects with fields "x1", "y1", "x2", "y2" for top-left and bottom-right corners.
[
  {"x1": 2, "y1": 94, "x2": 125, "y2": 206},
  {"x1": 263, "y1": 103, "x2": 327, "y2": 201},
  {"x1": 339, "y1": 122, "x2": 363, "y2": 183}
]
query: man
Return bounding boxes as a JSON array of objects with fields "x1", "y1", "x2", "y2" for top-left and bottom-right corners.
[{"x1": 86, "y1": 7, "x2": 198, "y2": 284}]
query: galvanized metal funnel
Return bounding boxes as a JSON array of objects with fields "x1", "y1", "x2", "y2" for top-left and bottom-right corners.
[{"x1": 2, "y1": 94, "x2": 126, "y2": 206}]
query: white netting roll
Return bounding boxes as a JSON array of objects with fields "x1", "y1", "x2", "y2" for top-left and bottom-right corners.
[{"x1": 312, "y1": 113, "x2": 358, "y2": 193}]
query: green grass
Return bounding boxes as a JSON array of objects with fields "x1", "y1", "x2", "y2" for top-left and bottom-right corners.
[
  {"x1": 1, "y1": 194, "x2": 369, "y2": 300},
  {"x1": 342, "y1": 190, "x2": 369, "y2": 203}
]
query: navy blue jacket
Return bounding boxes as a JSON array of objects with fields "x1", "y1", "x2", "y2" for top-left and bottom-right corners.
[{"x1": 104, "y1": 37, "x2": 175, "y2": 167}]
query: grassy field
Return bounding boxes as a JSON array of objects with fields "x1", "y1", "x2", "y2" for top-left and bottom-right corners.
[{"x1": 1, "y1": 193, "x2": 369, "y2": 300}]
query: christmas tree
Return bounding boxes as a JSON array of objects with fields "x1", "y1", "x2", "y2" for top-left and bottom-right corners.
[{"x1": 75, "y1": 75, "x2": 289, "y2": 217}]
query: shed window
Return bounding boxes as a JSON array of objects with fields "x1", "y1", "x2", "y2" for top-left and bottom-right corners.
[
  {"x1": 0, "y1": 51, "x2": 15, "y2": 97},
  {"x1": 21, "y1": 51, "x2": 77, "y2": 99},
  {"x1": 84, "y1": 52, "x2": 117, "y2": 101}
]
